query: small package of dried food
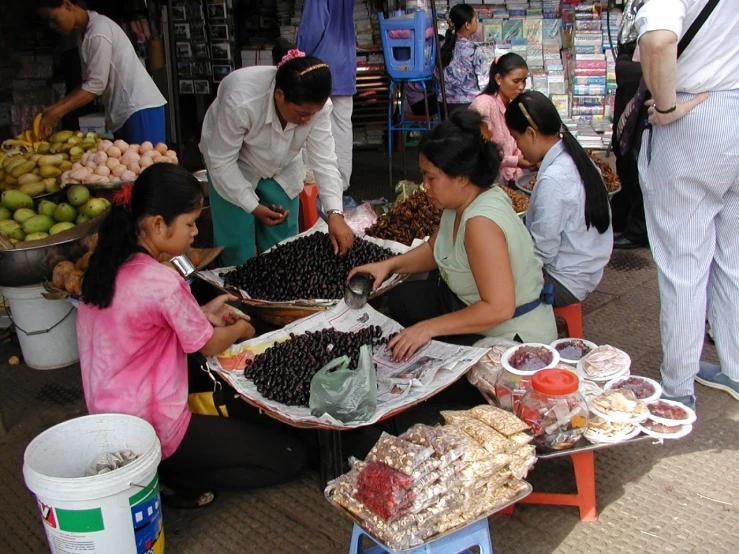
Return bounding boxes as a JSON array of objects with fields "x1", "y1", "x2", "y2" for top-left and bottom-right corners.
[
  {"x1": 485, "y1": 468, "x2": 513, "y2": 491},
  {"x1": 453, "y1": 417, "x2": 511, "y2": 455},
  {"x1": 433, "y1": 425, "x2": 488, "y2": 463},
  {"x1": 466, "y1": 361, "x2": 502, "y2": 405},
  {"x1": 440, "y1": 409, "x2": 475, "y2": 426},
  {"x1": 454, "y1": 453, "x2": 510, "y2": 485},
  {"x1": 638, "y1": 419, "x2": 693, "y2": 440},
  {"x1": 354, "y1": 462, "x2": 415, "y2": 521},
  {"x1": 366, "y1": 432, "x2": 435, "y2": 476},
  {"x1": 506, "y1": 431, "x2": 534, "y2": 452},
  {"x1": 578, "y1": 345, "x2": 631, "y2": 381},
  {"x1": 469, "y1": 404, "x2": 530, "y2": 436},
  {"x1": 584, "y1": 415, "x2": 639, "y2": 444},
  {"x1": 605, "y1": 375, "x2": 662, "y2": 403},
  {"x1": 507, "y1": 444, "x2": 537, "y2": 479},
  {"x1": 646, "y1": 399, "x2": 697, "y2": 425},
  {"x1": 590, "y1": 388, "x2": 649, "y2": 423},
  {"x1": 400, "y1": 423, "x2": 440, "y2": 447}
]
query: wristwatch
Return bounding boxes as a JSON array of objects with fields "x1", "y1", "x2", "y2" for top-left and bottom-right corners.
[{"x1": 326, "y1": 209, "x2": 344, "y2": 217}]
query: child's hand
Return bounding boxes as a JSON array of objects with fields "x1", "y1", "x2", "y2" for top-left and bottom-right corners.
[{"x1": 201, "y1": 294, "x2": 251, "y2": 327}]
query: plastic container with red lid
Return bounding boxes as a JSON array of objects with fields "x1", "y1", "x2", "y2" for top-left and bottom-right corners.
[{"x1": 518, "y1": 369, "x2": 589, "y2": 450}]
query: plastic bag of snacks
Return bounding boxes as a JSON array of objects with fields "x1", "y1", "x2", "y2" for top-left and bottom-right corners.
[
  {"x1": 441, "y1": 413, "x2": 510, "y2": 455},
  {"x1": 354, "y1": 462, "x2": 415, "y2": 521},
  {"x1": 468, "y1": 405, "x2": 530, "y2": 436},
  {"x1": 508, "y1": 444, "x2": 537, "y2": 479},
  {"x1": 366, "y1": 433, "x2": 435, "y2": 476}
]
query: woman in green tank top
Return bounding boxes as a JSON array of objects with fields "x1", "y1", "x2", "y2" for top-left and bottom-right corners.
[{"x1": 349, "y1": 110, "x2": 556, "y2": 362}]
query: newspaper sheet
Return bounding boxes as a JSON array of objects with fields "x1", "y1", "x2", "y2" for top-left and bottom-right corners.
[
  {"x1": 196, "y1": 220, "x2": 414, "y2": 306},
  {"x1": 206, "y1": 301, "x2": 489, "y2": 428}
]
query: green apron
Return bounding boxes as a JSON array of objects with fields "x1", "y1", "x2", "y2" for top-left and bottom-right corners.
[{"x1": 207, "y1": 175, "x2": 299, "y2": 266}]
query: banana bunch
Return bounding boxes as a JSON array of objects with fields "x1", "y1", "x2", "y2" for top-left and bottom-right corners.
[{"x1": 1, "y1": 113, "x2": 44, "y2": 151}]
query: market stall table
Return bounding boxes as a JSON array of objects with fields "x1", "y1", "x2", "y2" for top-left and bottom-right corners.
[
  {"x1": 206, "y1": 302, "x2": 489, "y2": 488},
  {"x1": 497, "y1": 435, "x2": 653, "y2": 521}
]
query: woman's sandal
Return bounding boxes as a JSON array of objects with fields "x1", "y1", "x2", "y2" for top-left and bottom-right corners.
[{"x1": 160, "y1": 485, "x2": 216, "y2": 509}]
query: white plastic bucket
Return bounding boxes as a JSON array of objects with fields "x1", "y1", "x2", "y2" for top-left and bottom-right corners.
[
  {"x1": 0, "y1": 284, "x2": 78, "y2": 370},
  {"x1": 23, "y1": 414, "x2": 164, "y2": 554}
]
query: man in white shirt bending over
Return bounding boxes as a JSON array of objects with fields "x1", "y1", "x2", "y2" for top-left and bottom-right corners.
[
  {"x1": 36, "y1": 0, "x2": 166, "y2": 144},
  {"x1": 635, "y1": 0, "x2": 739, "y2": 409}
]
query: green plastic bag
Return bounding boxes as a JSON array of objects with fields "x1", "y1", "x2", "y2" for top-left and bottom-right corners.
[{"x1": 309, "y1": 344, "x2": 377, "y2": 423}]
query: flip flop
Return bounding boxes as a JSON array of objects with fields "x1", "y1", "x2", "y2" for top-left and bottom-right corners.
[{"x1": 160, "y1": 486, "x2": 217, "y2": 509}]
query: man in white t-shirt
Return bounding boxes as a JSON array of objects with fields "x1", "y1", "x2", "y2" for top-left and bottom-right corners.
[
  {"x1": 635, "y1": 0, "x2": 739, "y2": 409},
  {"x1": 36, "y1": 0, "x2": 166, "y2": 144}
]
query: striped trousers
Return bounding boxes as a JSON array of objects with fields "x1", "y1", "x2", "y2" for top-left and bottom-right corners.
[{"x1": 638, "y1": 90, "x2": 739, "y2": 397}]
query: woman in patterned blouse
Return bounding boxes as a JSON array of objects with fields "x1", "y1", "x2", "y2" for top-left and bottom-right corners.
[
  {"x1": 470, "y1": 53, "x2": 534, "y2": 185},
  {"x1": 439, "y1": 4, "x2": 487, "y2": 113}
]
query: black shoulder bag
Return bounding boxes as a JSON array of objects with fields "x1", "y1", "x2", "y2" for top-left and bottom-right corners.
[{"x1": 614, "y1": 0, "x2": 720, "y2": 159}]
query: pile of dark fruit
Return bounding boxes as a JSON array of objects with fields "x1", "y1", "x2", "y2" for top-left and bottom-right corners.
[
  {"x1": 222, "y1": 233, "x2": 394, "y2": 301},
  {"x1": 244, "y1": 326, "x2": 396, "y2": 406}
]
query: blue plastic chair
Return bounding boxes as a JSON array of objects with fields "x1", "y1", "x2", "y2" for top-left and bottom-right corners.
[
  {"x1": 378, "y1": 10, "x2": 440, "y2": 185},
  {"x1": 378, "y1": 10, "x2": 436, "y2": 80},
  {"x1": 347, "y1": 517, "x2": 494, "y2": 554}
]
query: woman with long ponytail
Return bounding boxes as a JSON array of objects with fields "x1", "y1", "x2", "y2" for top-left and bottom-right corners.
[
  {"x1": 78, "y1": 164, "x2": 305, "y2": 509},
  {"x1": 439, "y1": 4, "x2": 487, "y2": 113},
  {"x1": 505, "y1": 91, "x2": 613, "y2": 307},
  {"x1": 470, "y1": 53, "x2": 534, "y2": 185}
]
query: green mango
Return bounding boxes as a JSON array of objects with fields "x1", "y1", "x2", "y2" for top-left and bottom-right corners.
[
  {"x1": 22, "y1": 214, "x2": 55, "y2": 234},
  {"x1": 2, "y1": 190, "x2": 34, "y2": 211}
]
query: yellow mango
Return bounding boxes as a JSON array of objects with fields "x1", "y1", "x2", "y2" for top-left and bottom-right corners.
[{"x1": 10, "y1": 160, "x2": 37, "y2": 178}]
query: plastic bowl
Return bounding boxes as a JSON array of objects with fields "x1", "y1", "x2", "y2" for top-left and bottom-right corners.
[
  {"x1": 501, "y1": 343, "x2": 560, "y2": 376},
  {"x1": 550, "y1": 338, "x2": 598, "y2": 365}
]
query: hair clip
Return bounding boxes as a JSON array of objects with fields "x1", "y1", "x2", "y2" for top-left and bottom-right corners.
[
  {"x1": 277, "y1": 48, "x2": 305, "y2": 68},
  {"x1": 518, "y1": 102, "x2": 539, "y2": 132},
  {"x1": 494, "y1": 56, "x2": 500, "y2": 64},
  {"x1": 298, "y1": 63, "x2": 329, "y2": 76},
  {"x1": 112, "y1": 182, "x2": 134, "y2": 210}
]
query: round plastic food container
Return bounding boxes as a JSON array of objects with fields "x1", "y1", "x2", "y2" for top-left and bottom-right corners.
[
  {"x1": 550, "y1": 338, "x2": 598, "y2": 365},
  {"x1": 494, "y1": 344, "x2": 560, "y2": 414},
  {"x1": 517, "y1": 369, "x2": 589, "y2": 450}
]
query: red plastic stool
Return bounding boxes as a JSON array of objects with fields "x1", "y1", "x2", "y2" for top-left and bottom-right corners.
[
  {"x1": 496, "y1": 450, "x2": 597, "y2": 521},
  {"x1": 553, "y1": 302, "x2": 583, "y2": 338},
  {"x1": 299, "y1": 183, "x2": 319, "y2": 232}
]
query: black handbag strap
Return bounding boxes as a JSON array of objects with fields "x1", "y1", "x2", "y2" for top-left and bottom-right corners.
[{"x1": 677, "y1": 0, "x2": 720, "y2": 57}]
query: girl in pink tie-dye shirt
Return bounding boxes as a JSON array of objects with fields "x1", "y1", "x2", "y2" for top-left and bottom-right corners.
[{"x1": 77, "y1": 164, "x2": 305, "y2": 508}]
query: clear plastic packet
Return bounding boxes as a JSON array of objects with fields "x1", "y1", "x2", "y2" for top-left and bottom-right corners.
[
  {"x1": 469, "y1": 405, "x2": 530, "y2": 436},
  {"x1": 453, "y1": 417, "x2": 511, "y2": 455},
  {"x1": 355, "y1": 462, "x2": 416, "y2": 521},
  {"x1": 440, "y1": 409, "x2": 474, "y2": 426},
  {"x1": 506, "y1": 431, "x2": 535, "y2": 453},
  {"x1": 508, "y1": 444, "x2": 537, "y2": 479},
  {"x1": 400, "y1": 423, "x2": 439, "y2": 447},
  {"x1": 486, "y1": 468, "x2": 513, "y2": 491},
  {"x1": 466, "y1": 361, "x2": 502, "y2": 405},
  {"x1": 409, "y1": 457, "x2": 441, "y2": 480},
  {"x1": 435, "y1": 425, "x2": 488, "y2": 463},
  {"x1": 453, "y1": 453, "x2": 510, "y2": 486},
  {"x1": 366, "y1": 432, "x2": 435, "y2": 476}
]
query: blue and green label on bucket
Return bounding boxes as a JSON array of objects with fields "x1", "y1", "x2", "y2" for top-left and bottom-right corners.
[
  {"x1": 36, "y1": 474, "x2": 164, "y2": 554},
  {"x1": 130, "y1": 475, "x2": 165, "y2": 554}
]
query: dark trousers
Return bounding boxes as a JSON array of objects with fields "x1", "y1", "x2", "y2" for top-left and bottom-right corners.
[
  {"x1": 543, "y1": 270, "x2": 580, "y2": 308},
  {"x1": 388, "y1": 273, "x2": 484, "y2": 347},
  {"x1": 159, "y1": 414, "x2": 306, "y2": 492},
  {"x1": 611, "y1": 49, "x2": 648, "y2": 244}
]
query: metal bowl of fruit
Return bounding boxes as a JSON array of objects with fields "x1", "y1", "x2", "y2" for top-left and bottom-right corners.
[{"x1": 0, "y1": 186, "x2": 109, "y2": 287}]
